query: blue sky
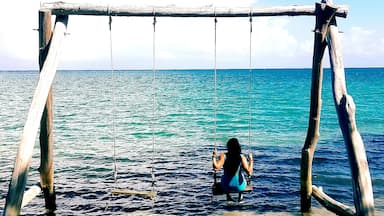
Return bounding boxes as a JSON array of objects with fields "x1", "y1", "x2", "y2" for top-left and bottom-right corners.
[{"x1": 0, "y1": 0, "x2": 383, "y2": 70}]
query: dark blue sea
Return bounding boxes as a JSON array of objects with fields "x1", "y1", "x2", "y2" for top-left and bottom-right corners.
[{"x1": 1, "y1": 68, "x2": 383, "y2": 215}]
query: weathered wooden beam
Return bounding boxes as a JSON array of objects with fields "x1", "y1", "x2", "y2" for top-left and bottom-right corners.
[
  {"x1": 38, "y1": 10, "x2": 56, "y2": 212},
  {"x1": 312, "y1": 185, "x2": 355, "y2": 216},
  {"x1": 300, "y1": 3, "x2": 337, "y2": 212},
  {"x1": 326, "y1": 9, "x2": 375, "y2": 216},
  {"x1": 40, "y1": 2, "x2": 348, "y2": 18},
  {"x1": 3, "y1": 15, "x2": 68, "y2": 216},
  {"x1": 21, "y1": 185, "x2": 42, "y2": 209}
]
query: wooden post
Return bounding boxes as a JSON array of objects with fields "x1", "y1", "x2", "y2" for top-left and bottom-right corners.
[
  {"x1": 3, "y1": 15, "x2": 68, "y2": 216},
  {"x1": 300, "y1": 3, "x2": 337, "y2": 212},
  {"x1": 326, "y1": 2, "x2": 375, "y2": 215},
  {"x1": 38, "y1": 10, "x2": 56, "y2": 212}
]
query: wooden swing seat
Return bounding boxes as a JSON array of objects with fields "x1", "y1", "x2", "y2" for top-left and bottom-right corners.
[
  {"x1": 112, "y1": 189, "x2": 157, "y2": 199},
  {"x1": 212, "y1": 182, "x2": 253, "y2": 196},
  {"x1": 212, "y1": 171, "x2": 253, "y2": 196}
]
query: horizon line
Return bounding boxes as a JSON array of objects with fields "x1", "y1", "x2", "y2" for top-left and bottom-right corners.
[{"x1": 1, "y1": 66, "x2": 384, "y2": 72}]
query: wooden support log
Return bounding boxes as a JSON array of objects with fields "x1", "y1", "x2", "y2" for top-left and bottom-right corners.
[
  {"x1": 38, "y1": 10, "x2": 56, "y2": 212},
  {"x1": 40, "y1": 2, "x2": 348, "y2": 18},
  {"x1": 21, "y1": 185, "x2": 42, "y2": 209},
  {"x1": 3, "y1": 15, "x2": 68, "y2": 216},
  {"x1": 300, "y1": 3, "x2": 337, "y2": 212},
  {"x1": 326, "y1": 6, "x2": 375, "y2": 216},
  {"x1": 312, "y1": 185, "x2": 355, "y2": 216}
]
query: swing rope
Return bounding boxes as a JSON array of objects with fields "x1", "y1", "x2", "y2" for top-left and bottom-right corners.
[
  {"x1": 108, "y1": 15, "x2": 118, "y2": 185},
  {"x1": 105, "y1": 14, "x2": 117, "y2": 211},
  {"x1": 212, "y1": 13, "x2": 219, "y2": 185},
  {"x1": 246, "y1": 11, "x2": 254, "y2": 186},
  {"x1": 151, "y1": 10, "x2": 157, "y2": 187},
  {"x1": 213, "y1": 13, "x2": 218, "y2": 149},
  {"x1": 248, "y1": 11, "x2": 253, "y2": 147}
]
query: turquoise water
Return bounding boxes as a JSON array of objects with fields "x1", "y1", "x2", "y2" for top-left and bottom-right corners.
[{"x1": 0, "y1": 68, "x2": 383, "y2": 215}]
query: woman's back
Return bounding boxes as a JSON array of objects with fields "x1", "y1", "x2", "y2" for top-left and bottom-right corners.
[
  {"x1": 221, "y1": 153, "x2": 246, "y2": 192},
  {"x1": 223, "y1": 153, "x2": 242, "y2": 177}
]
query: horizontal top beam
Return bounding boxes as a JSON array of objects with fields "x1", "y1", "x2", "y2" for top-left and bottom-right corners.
[{"x1": 40, "y1": 2, "x2": 348, "y2": 18}]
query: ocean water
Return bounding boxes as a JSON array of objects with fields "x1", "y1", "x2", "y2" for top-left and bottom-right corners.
[{"x1": 0, "y1": 68, "x2": 383, "y2": 215}]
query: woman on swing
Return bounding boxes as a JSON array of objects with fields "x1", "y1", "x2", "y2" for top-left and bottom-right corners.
[{"x1": 212, "y1": 138, "x2": 253, "y2": 201}]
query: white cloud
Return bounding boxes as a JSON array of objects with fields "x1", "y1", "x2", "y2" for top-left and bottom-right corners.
[
  {"x1": 50, "y1": 0, "x2": 260, "y2": 69},
  {"x1": 343, "y1": 26, "x2": 384, "y2": 56},
  {"x1": 0, "y1": 1, "x2": 39, "y2": 62},
  {"x1": 299, "y1": 39, "x2": 313, "y2": 54},
  {"x1": 0, "y1": 0, "x2": 309, "y2": 69},
  {"x1": 58, "y1": 15, "x2": 307, "y2": 69},
  {"x1": 61, "y1": 16, "x2": 110, "y2": 62},
  {"x1": 253, "y1": 18, "x2": 298, "y2": 57},
  {"x1": 4, "y1": 0, "x2": 364, "y2": 69}
]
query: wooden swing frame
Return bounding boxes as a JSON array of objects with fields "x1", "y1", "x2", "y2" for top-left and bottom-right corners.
[{"x1": 2, "y1": 1, "x2": 375, "y2": 216}]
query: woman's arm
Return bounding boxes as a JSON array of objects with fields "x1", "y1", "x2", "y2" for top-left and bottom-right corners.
[
  {"x1": 241, "y1": 153, "x2": 253, "y2": 176},
  {"x1": 212, "y1": 150, "x2": 225, "y2": 171}
]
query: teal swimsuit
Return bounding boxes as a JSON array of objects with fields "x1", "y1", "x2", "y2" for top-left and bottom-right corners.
[{"x1": 221, "y1": 164, "x2": 247, "y2": 192}]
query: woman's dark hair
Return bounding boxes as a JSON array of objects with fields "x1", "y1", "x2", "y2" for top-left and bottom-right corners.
[
  {"x1": 224, "y1": 138, "x2": 242, "y2": 176},
  {"x1": 227, "y1": 138, "x2": 241, "y2": 156}
]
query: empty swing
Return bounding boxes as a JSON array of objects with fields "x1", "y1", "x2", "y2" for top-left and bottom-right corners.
[
  {"x1": 211, "y1": 13, "x2": 254, "y2": 198},
  {"x1": 108, "y1": 15, "x2": 157, "y2": 199}
]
